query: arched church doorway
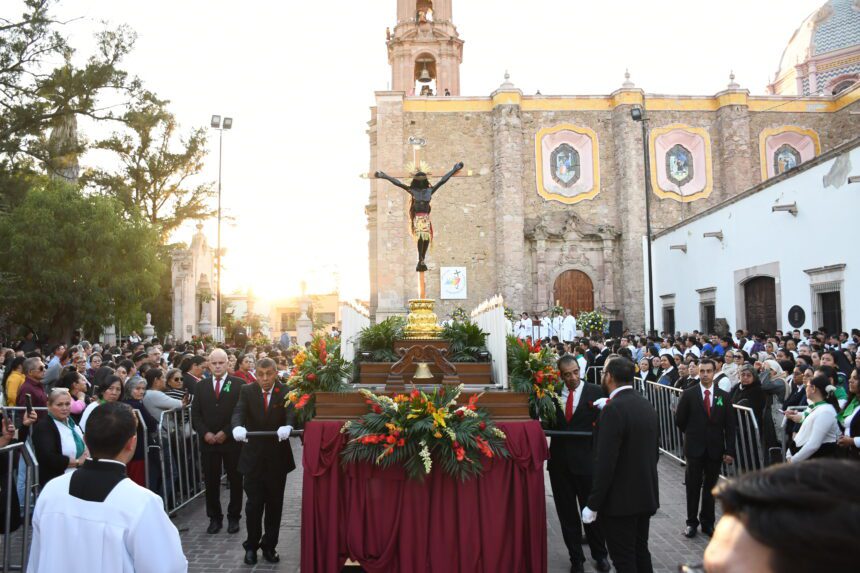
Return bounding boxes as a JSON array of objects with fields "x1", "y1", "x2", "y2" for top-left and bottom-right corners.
[
  {"x1": 553, "y1": 270, "x2": 594, "y2": 316},
  {"x1": 744, "y1": 276, "x2": 776, "y2": 335}
]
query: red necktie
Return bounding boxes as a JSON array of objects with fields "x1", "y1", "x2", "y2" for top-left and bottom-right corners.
[
  {"x1": 565, "y1": 389, "x2": 574, "y2": 422},
  {"x1": 263, "y1": 390, "x2": 269, "y2": 412},
  {"x1": 214, "y1": 377, "x2": 222, "y2": 399},
  {"x1": 704, "y1": 389, "x2": 711, "y2": 418}
]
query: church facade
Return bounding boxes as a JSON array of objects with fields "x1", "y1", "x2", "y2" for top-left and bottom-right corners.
[{"x1": 367, "y1": 0, "x2": 860, "y2": 331}]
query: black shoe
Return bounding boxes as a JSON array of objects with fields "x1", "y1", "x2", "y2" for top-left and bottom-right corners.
[
  {"x1": 702, "y1": 525, "x2": 715, "y2": 537},
  {"x1": 227, "y1": 518, "x2": 240, "y2": 534},
  {"x1": 683, "y1": 525, "x2": 697, "y2": 538},
  {"x1": 243, "y1": 549, "x2": 257, "y2": 565},
  {"x1": 595, "y1": 557, "x2": 612, "y2": 572},
  {"x1": 206, "y1": 518, "x2": 222, "y2": 534},
  {"x1": 570, "y1": 563, "x2": 585, "y2": 573},
  {"x1": 261, "y1": 549, "x2": 280, "y2": 563}
]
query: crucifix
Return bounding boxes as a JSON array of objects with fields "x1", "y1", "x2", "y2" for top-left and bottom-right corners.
[{"x1": 369, "y1": 137, "x2": 475, "y2": 298}]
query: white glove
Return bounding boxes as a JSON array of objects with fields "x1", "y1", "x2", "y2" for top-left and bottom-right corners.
[
  {"x1": 582, "y1": 506, "x2": 597, "y2": 524},
  {"x1": 276, "y1": 425, "x2": 293, "y2": 442},
  {"x1": 232, "y1": 426, "x2": 248, "y2": 443},
  {"x1": 592, "y1": 397, "x2": 608, "y2": 410}
]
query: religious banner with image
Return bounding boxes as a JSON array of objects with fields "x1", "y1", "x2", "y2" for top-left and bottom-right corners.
[
  {"x1": 535, "y1": 124, "x2": 600, "y2": 204},
  {"x1": 440, "y1": 267, "x2": 467, "y2": 299},
  {"x1": 649, "y1": 124, "x2": 713, "y2": 202}
]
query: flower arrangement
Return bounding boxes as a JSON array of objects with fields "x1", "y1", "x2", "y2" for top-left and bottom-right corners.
[
  {"x1": 285, "y1": 335, "x2": 350, "y2": 423},
  {"x1": 340, "y1": 385, "x2": 509, "y2": 482},
  {"x1": 503, "y1": 307, "x2": 516, "y2": 322},
  {"x1": 506, "y1": 335, "x2": 562, "y2": 424},
  {"x1": 577, "y1": 310, "x2": 606, "y2": 336},
  {"x1": 550, "y1": 303, "x2": 565, "y2": 317}
]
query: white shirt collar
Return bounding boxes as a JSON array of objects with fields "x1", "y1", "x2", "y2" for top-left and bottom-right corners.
[{"x1": 609, "y1": 385, "x2": 633, "y2": 399}]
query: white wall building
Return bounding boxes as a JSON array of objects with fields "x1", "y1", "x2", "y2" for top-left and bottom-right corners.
[{"x1": 649, "y1": 137, "x2": 859, "y2": 336}]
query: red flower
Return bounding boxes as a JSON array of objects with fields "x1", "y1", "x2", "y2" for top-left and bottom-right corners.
[
  {"x1": 411, "y1": 389, "x2": 420, "y2": 400},
  {"x1": 273, "y1": 386, "x2": 280, "y2": 393},
  {"x1": 397, "y1": 438, "x2": 405, "y2": 447},
  {"x1": 307, "y1": 373, "x2": 317, "y2": 382},
  {"x1": 452, "y1": 441, "x2": 460, "y2": 449},
  {"x1": 467, "y1": 394, "x2": 480, "y2": 411},
  {"x1": 386, "y1": 435, "x2": 397, "y2": 444},
  {"x1": 295, "y1": 394, "x2": 310, "y2": 409},
  {"x1": 372, "y1": 405, "x2": 382, "y2": 414},
  {"x1": 479, "y1": 421, "x2": 486, "y2": 431},
  {"x1": 456, "y1": 410, "x2": 465, "y2": 418}
]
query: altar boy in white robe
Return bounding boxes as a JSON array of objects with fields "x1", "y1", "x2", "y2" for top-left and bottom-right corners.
[{"x1": 28, "y1": 402, "x2": 187, "y2": 573}]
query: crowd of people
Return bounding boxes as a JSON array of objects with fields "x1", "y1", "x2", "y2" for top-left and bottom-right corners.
[
  {"x1": 1, "y1": 322, "x2": 858, "y2": 572},
  {"x1": 0, "y1": 334, "x2": 304, "y2": 569}
]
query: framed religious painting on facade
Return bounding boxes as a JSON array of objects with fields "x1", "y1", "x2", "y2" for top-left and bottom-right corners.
[
  {"x1": 648, "y1": 124, "x2": 714, "y2": 203},
  {"x1": 535, "y1": 124, "x2": 600, "y2": 204},
  {"x1": 758, "y1": 126, "x2": 820, "y2": 181}
]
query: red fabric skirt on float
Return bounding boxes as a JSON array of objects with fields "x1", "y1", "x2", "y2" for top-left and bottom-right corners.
[{"x1": 301, "y1": 420, "x2": 549, "y2": 573}]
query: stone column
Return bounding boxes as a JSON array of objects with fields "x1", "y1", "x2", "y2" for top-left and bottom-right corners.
[
  {"x1": 602, "y1": 238, "x2": 617, "y2": 311},
  {"x1": 714, "y1": 89, "x2": 753, "y2": 200},
  {"x1": 533, "y1": 228, "x2": 548, "y2": 311},
  {"x1": 369, "y1": 92, "x2": 409, "y2": 322},
  {"x1": 491, "y1": 81, "x2": 526, "y2": 312},
  {"x1": 610, "y1": 91, "x2": 647, "y2": 331}
]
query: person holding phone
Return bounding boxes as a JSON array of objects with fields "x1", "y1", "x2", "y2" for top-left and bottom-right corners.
[{"x1": 17, "y1": 357, "x2": 48, "y2": 433}]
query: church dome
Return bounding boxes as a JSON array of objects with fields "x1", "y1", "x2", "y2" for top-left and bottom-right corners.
[{"x1": 771, "y1": 0, "x2": 860, "y2": 96}]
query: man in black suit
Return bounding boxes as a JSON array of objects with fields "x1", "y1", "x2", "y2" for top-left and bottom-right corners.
[
  {"x1": 548, "y1": 355, "x2": 611, "y2": 573},
  {"x1": 675, "y1": 358, "x2": 736, "y2": 538},
  {"x1": 231, "y1": 357, "x2": 296, "y2": 565},
  {"x1": 586, "y1": 336, "x2": 610, "y2": 385},
  {"x1": 584, "y1": 356, "x2": 660, "y2": 573},
  {"x1": 191, "y1": 348, "x2": 244, "y2": 535}
]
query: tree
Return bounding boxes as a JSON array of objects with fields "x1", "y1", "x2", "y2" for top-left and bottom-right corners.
[
  {"x1": 0, "y1": 178, "x2": 163, "y2": 342},
  {"x1": 83, "y1": 94, "x2": 215, "y2": 242},
  {"x1": 0, "y1": 1, "x2": 141, "y2": 210}
]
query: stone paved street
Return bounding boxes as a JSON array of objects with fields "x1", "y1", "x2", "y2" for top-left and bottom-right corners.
[{"x1": 175, "y1": 441, "x2": 714, "y2": 572}]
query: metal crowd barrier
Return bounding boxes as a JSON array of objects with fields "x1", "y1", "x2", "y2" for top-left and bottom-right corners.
[
  {"x1": 635, "y1": 380, "x2": 765, "y2": 476},
  {"x1": 0, "y1": 440, "x2": 39, "y2": 573},
  {"x1": 154, "y1": 405, "x2": 205, "y2": 516}
]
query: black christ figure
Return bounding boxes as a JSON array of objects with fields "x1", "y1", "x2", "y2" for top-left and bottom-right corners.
[{"x1": 375, "y1": 162, "x2": 464, "y2": 272}]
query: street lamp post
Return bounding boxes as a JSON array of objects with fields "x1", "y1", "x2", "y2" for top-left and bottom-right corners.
[
  {"x1": 210, "y1": 115, "x2": 233, "y2": 337},
  {"x1": 631, "y1": 106, "x2": 656, "y2": 337}
]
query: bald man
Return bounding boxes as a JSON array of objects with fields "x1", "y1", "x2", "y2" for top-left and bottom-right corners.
[{"x1": 191, "y1": 348, "x2": 245, "y2": 535}]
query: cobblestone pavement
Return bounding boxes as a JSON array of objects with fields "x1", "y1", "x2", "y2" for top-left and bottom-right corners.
[{"x1": 175, "y1": 442, "x2": 715, "y2": 572}]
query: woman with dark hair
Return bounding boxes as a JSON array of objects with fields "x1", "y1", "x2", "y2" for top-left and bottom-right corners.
[
  {"x1": 837, "y1": 367, "x2": 860, "y2": 461},
  {"x1": 54, "y1": 371, "x2": 89, "y2": 421},
  {"x1": 656, "y1": 354, "x2": 678, "y2": 386},
  {"x1": 233, "y1": 353, "x2": 256, "y2": 384},
  {"x1": 784, "y1": 374, "x2": 841, "y2": 462},
  {"x1": 730, "y1": 365, "x2": 766, "y2": 427},
  {"x1": 85, "y1": 352, "x2": 102, "y2": 383},
  {"x1": 141, "y1": 368, "x2": 183, "y2": 422},
  {"x1": 79, "y1": 375, "x2": 123, "y2": 432},
  {"x1": 3, "y1": 356, "x2": 26, "y2": 406}
]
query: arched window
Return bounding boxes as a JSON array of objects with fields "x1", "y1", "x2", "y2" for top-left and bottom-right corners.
[
  {"x1": 826, "y1": 74, "x2": 859, "y2": 96},
  {"x1": 416, "y1": 0, "x2": 434, "y2": 22}
]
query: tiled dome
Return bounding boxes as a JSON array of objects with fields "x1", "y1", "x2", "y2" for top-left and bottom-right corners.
[{"x1": 774, "y1": 0, "x2": 860, "y2": 95}]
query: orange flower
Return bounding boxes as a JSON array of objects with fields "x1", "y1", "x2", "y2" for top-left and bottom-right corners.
[{"x1": 295, "y1": 394, "x2": 311, "y2": 409}]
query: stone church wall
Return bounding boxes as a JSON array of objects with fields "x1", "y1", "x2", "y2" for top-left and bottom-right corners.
[{"x1": 368, "y1": 89, "x2": 860, "y2": 330}]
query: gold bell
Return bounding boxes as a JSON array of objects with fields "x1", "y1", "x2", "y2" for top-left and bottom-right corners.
[
  {"x1": 413, "y1": 362, "x2": 434, "y2": 380},
  {"x1": 418, "y1": 64, "x2": 432, "y2": 83}
]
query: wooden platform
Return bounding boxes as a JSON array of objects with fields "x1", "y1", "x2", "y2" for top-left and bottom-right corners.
[{"x1": 313, "y1": 391, "x2": 531, "y2": 422}]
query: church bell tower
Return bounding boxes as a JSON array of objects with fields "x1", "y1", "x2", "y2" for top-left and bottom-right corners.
[{"x1": 388, "y1": 0, "x2": 463, "y2": 96}]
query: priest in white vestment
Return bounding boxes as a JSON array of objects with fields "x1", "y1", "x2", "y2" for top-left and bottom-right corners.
[
  {"x1": 561, "y1": 310, "x2": 577, "y2": 343},
  {"x1": 28, "y1": 402, "x2": 187, "y2": 573}
]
